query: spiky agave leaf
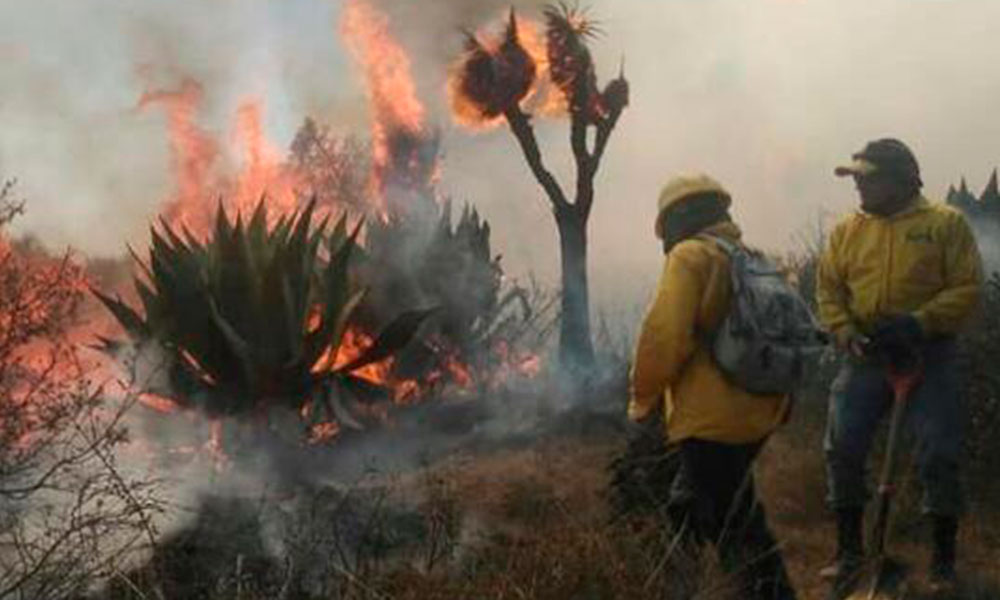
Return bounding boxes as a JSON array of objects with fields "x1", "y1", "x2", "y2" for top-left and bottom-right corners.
[
  {"x1": 360, "y1": 198, "x2": 517, "y2": 382},
  {"x1": 334, "y1": 307, "x2": 440, "y2": 374},
  {"x1": 97, "y1": 199, "x2": 426, "y2": 421}
]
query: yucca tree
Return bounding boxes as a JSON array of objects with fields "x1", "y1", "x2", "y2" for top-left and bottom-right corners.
[
  {"x1": 95, "y1": 200, "x2": 429, "y2": 429},
  {"x1": 451, "y1": 3, "x2": 628, "y2": 372}
]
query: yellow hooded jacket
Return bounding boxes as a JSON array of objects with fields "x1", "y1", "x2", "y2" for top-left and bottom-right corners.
[
  {"x1": 629, "y1": 221, "x2": 789, "y2": 444},
  {"x1": 817, "y1": 196, "x2": 982, "y2": 345}
]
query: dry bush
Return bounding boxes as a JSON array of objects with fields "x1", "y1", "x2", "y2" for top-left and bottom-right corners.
[
  {"x1": 0, "y1": 182, "x2": 162, "y2": 599},
  {"x1": 957, "y1": 273, "x2": 1000, "y2": 484}
]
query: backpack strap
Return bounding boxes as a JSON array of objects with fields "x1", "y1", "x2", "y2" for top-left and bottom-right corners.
[
  {"x1": 695, "y1": 233, "x2": 746, "y2": 258},
  {"x1": 695, "y1": 233, "x2": 750, "y2": 300}
]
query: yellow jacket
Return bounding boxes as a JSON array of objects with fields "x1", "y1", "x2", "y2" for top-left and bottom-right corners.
[
  {"x1": 817, "y1": 196, "x2": 982, "y2": 345},
  {"x1": 629, "y1": 221, "x2": 789, "y2": 444}
]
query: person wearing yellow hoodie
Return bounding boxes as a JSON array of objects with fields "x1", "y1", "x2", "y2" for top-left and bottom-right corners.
[
  {"x1": 817, "y1": 138, "x2": 982, "y2": 592},
  {"x1": 629, "y1": 174, "x2": 796, "y2": 600}
]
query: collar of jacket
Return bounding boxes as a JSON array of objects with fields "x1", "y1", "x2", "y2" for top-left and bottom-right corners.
[
  {"x1": 856, "y1": 194, "x2": 930, "y2": 222},
  {"x1": 697, "y1": 220, "x2": 743, "y2": 241}
]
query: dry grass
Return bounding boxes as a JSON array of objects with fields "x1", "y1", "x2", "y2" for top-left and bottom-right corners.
[
  {"x1": 759, "y1": 404, "x2": 1000, "y2": 600},
  {"x1": 374, "y1": 436, "x2": 712, "y2": 600},
  {"x1": 96, "y1": 397, "x2": 1000, "y2": 599},
  {"x1": 368, "y1": 402, "x2": 1000, "y2": 600}
]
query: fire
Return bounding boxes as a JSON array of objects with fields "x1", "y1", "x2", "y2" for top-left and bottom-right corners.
[
  {"x1": 340, "y1": 0, "x2": 438, "y2": 215},
  {"x1": 448, "y1": 12, "x2": 565, "y2": 131},
  {"x1": 139, "y1": 79, "x2": 304, "y2": 237},
  {"x1": 137, "y1": 79, "x2": 219, "y2": 234},
  {"x1": 138, "y1": 393, "x2": 181, "y2": 414},
  {"x1": 231, "y1": 100, "x2": 301, "y2": 219},
  {"x1": 443, "y1": 354, "x2": 474, "y2": 389},
  {"x1": 340, "y1": 0, "x2": 424, "y2": 149},
  {"x1": 307, "y1": 421, "x2": 342, "y2": 445},
  {"x1": 332, "y1": 327, "x2": 393, "y2": 385},
  {"x1": 392, "y1": 379, "x2": 421, "y2": 403},
  {"x1": 86, "y1": 1, "x2": 544, "y2": 458}
]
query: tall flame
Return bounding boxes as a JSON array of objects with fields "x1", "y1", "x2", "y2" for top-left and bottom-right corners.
[
  {"x1": 231, "y1": 100, "x2": 301, "y2": 219},
  {"x1": 137, "y1": 79, "x2": 219, "y2": 232},
  {"x1": 139, "y1": 79, "x2": 303, "y2": 236},
  {"x1": 340, "y1": 0, "x2": 437, "y2": 216},
  {"x1": 340, "y1": 0, "x2": 425, "y2": 157}
]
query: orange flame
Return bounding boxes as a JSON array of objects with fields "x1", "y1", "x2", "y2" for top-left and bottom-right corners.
[
  {"x1": 140, "y1": 79, "x2": 304, "y2": 237},
  {"x1": 448, "y1": 14, "x2": 565, "y2": 131},
  {"x1": 307, "y1": 421, "x2": 342, "y2": 445},
  {"x1": 340, "y1": 0, "x2": 425, "y2": 154},
  {"x1": 443, "y1": 354, "x2": 474, "y2": 389},
  {"x1": 340, "y1": 0, "x2": 436, "y2": 216},
  {"x1": 138, "y1": 392, "x2": 181, "y2": 414},
  {"x1": 231, "y1": 99, "x2": 302, "y2": 219},
  {"x1": 332, "y1": 327, "x2": 393, "y2": 385},
  {"x1": 138, "y1": 79, "x2": 219, "y2": 233}
]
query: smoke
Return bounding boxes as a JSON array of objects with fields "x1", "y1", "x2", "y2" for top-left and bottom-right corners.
[
  {"x1": 0, "y1": 0, "x2": 350, "y2": 257},
  {"x1": 2, "y1": 0, "x2": 1000, "y2": 319},
  {"x1": 426, "y1": 0, "x2": 1000, "y2": 314},
  {"x1": 367, "y1": 0, "x2": 549, "y2": 64}
]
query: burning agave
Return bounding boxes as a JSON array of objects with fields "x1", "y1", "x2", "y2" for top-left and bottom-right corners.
[
  {"x1": 95, "y1": 199, "x2": 431, "y2": 434},
  {"x1": 360, "y1": 198, "x2": 533, "y2": 386}
]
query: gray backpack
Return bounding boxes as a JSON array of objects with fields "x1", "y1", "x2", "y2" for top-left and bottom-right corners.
[{"x1": 700, "y1": 234, "x2": 828, "y2": 395}]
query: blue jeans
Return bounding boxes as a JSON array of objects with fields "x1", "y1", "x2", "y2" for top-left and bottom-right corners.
[{"x1": 823, "y1": 341, "x2": 965, "y2": 516}]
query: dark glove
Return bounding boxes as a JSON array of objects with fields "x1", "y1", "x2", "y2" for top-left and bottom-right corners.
[
  {"x1": 872, "y1": 314, "x2": 923, "y2": 346},
  {"x1": 869, "y1": 315, "x2": 923, "y2": 367}
]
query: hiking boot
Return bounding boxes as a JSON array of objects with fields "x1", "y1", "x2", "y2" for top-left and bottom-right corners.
[
  {"x1": 818, "y1": 508, "x2": 864, "y2": 581},
  {"x1": 819, "y1": 553, "x2": 863, "y2": 581},
  {"x1": 928, "y1": 515, "x2": 958, "y2": 592}
]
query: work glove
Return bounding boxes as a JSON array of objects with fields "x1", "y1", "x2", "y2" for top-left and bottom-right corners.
[
  {"x1": 869, "y1": 314, "x2": 923, "y2": 367},
  {"x1": 871, "y1": 314, "x2": 922, "y2": 347},
  {"x1": 627, "y1": 396, "x2": 657, "y2": 424}
]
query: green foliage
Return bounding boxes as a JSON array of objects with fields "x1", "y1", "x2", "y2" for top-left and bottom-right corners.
[{"x1": 96, "y1": 199, "x2": 429, "y2": 422}]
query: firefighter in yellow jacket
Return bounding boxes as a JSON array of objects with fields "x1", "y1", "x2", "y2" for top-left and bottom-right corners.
[
  {"x1": 817, "y1": 138, "x2": 982, "y2": 591},
  {"x1": 629, "y1": 174, "x2": 796, "y2": 600}
]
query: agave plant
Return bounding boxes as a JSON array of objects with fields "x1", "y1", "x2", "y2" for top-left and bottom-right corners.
[
  {"x1": 95, "y1": 200, "x2": 430, "y2": 429},
  {"x1": 358, "y1": 198, "x2": 531, "y2": 383}
]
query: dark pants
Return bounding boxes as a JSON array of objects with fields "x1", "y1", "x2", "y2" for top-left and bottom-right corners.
[
  {"x1": 669, "y1": 438, "x2": 796, "y2": 600},
  {"x1": 823, "y1": 340, "x2": 965, "y2": 516}
]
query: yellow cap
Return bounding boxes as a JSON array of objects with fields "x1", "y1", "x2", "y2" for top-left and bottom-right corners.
[{"x1": 655, "y1": 173, "x2": 731, "y2": 239}]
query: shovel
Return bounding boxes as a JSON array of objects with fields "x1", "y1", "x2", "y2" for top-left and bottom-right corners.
[{"x1": 842, "y1": 364, "x2": 923, "y2": 600}]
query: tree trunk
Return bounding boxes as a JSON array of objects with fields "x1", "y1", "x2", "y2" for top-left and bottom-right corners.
[{"x1": 556, "y1": 206, "x2": 595, "y2": 371}]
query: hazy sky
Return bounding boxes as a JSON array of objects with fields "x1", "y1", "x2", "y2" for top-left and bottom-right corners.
[{"x1": 2, "y1": 0, "x2": 999, "y2": 310}]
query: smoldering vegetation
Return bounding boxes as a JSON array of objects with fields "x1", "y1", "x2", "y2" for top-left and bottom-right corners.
[
  {"x1": 4, "y1": 173, "x2": 1000, "y2": 598},
  {"x1": 3, "y1": 1, "x2": 1000, "y2": 598}
]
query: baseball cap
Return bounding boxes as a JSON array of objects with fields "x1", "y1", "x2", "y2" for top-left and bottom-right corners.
[{"x1": 834, "y1": 138, "x2": 922, "y2": 186}]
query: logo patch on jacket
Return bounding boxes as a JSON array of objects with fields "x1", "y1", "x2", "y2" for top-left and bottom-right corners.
[{"x1": 906, "y1": 229, "x2": 935, "y2": 244}]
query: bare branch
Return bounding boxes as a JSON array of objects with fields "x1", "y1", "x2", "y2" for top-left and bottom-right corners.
[{"x1": 503, "y1": 106, "x2": 571, "y2": 213}]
